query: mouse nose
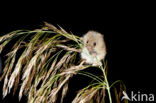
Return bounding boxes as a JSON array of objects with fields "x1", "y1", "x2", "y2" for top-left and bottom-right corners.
[
  {"x1": 86, "y1": 46, "x2": 96, "y2": 55},
  {"x1": 86, "y1": 46, "x2": 92, "y2": 52}
]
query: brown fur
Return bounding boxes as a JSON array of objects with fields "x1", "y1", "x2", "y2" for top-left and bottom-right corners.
[{"x1": 81, "y1": 31, "x2": 107, "y2": 65}]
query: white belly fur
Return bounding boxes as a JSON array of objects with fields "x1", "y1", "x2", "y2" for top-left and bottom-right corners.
[{"x1": 81, "y1": 47, "x2": 102, "y2": 66}]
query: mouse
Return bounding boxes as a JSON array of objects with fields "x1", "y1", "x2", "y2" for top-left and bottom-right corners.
[{"x1": 80, "y1": 31, "x2": 106, "y2": 66}]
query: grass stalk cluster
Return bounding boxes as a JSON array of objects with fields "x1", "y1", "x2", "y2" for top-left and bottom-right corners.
[{"x1": 0, "y1": 22, "x2": 127, "y2": 103}]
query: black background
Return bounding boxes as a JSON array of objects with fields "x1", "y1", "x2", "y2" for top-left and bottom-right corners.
[{"x1": 0, "y1": 1, "x2": 155, "y2": 103}]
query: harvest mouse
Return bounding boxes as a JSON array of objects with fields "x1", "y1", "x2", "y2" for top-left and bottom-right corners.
[{"x1": 81, "y1": 31, "x2": 106, "y2": 66}]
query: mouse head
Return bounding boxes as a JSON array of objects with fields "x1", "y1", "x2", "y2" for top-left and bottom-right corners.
[{"x1": 82, "y1": 31, "x2": 104, "y2": 55}]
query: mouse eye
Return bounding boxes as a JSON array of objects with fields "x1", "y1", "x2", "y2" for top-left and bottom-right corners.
[
  {"x1": 86, "y1": 40, "x2": 89, "y2": 43},
  {"x1": 93, "y1": 42, "x2": 96, "y2": 46}
]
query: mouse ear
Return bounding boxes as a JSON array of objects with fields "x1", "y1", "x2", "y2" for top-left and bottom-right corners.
[
  {"x1": 99, "y1": 33, "x2": 104, "y2": 38},
  {"x1": 80, "y1": 33, "x2": 86, "y2": 41},
  {"x1": 80, "y1": 37, "x2": 84, "y2": 41}
]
